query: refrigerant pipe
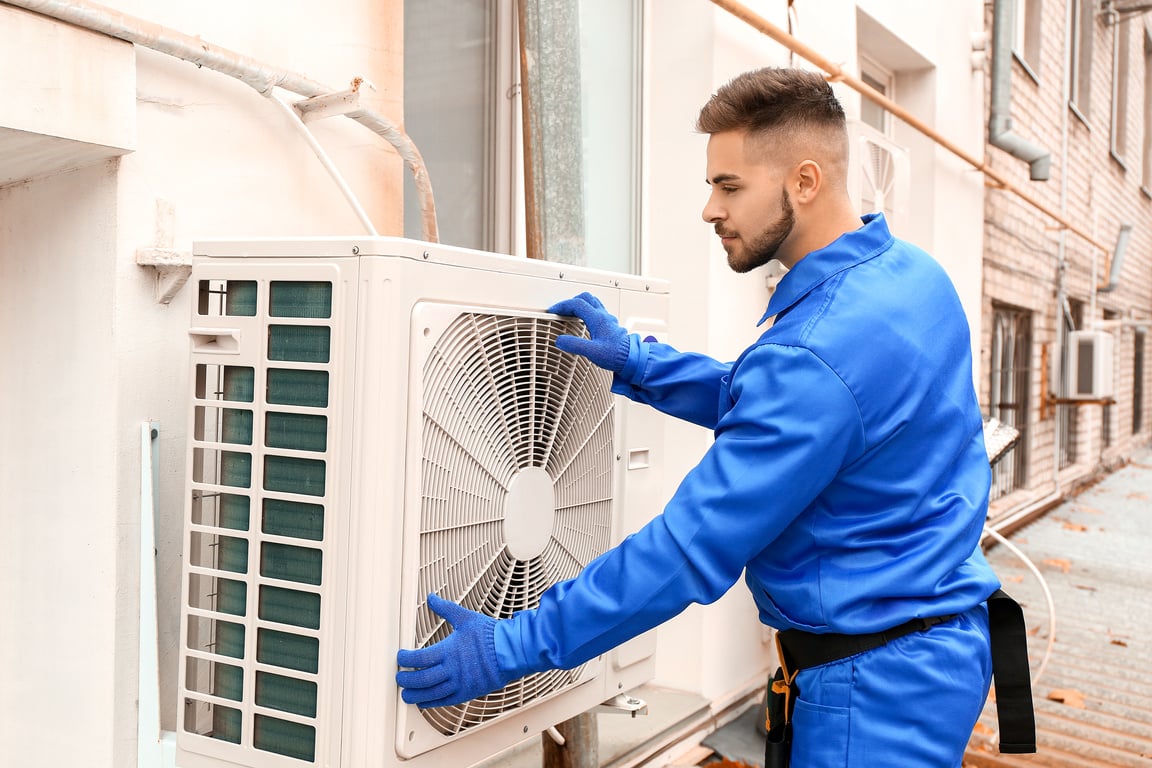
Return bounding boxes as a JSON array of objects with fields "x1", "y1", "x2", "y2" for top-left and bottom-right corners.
[{"x1": 1, "y1": 0, "x2": 438, "y2": 242}]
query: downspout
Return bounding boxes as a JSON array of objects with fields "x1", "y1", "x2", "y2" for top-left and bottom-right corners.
[
  {"x1": 1097, "y1": 223, "x2": 1133, "y2": 292},
  {"x1": 990, "y1": 0, "x2": 1051, "y2": 180},
  {"x1": 1, "y1": 0, "x2": 439, "y2": 242}
]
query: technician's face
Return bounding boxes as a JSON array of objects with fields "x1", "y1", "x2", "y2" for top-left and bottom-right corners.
[{"x1": 702, "y1": 130, "x2": 796, "y2": 273}]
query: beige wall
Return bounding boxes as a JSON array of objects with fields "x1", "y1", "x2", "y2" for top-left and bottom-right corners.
[{"x1": 0, "y1": 2, "x2": 402, "y2": 766}]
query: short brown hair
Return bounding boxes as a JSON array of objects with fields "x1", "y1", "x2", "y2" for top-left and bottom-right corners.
[{"x1": 695, "y1": 67, "x2": 845, "y2": 136}]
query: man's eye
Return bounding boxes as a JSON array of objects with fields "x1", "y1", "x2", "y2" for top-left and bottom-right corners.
[{"x1": 721, "y1": 186, "x2": 738, "y2": 193}]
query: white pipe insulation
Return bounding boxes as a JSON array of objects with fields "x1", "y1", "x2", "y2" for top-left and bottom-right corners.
[{"x1": 1, "y1": 0, "x2": 439, "y2": 241}]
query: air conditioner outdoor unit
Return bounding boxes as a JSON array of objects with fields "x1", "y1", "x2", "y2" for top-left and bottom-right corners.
[
  {"x1": 176, "y1": 237, "x2": 669, "y2": 768},
  {"x1": 846, "y1": 119, "x2": 910, "y2": 230},
  {"x1": 1065, "y1": 330, "x2": 1115, "y2": 399}
]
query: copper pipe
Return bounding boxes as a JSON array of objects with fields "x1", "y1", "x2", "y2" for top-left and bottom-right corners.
[{"x1": 707, "y1": 0, "x2": 1112, "y2": 268}]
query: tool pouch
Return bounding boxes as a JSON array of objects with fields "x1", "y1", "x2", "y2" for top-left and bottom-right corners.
[{"x1": 764, "y1": 665, "x2": 797, "y2": 768}]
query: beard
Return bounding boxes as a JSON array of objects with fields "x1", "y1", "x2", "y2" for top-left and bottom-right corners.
[{"x1": 722, "y1": 186, "x2": 795, "y2": 274}]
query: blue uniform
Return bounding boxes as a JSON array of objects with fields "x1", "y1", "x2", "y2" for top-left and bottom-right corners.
[{"x1": 494, "y1": 214, "x2": 998, "y2": 765}]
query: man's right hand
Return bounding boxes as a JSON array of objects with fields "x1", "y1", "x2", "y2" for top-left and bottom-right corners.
[{"x1": 547, "y1": 292, "x2": 632, "y2": 373}]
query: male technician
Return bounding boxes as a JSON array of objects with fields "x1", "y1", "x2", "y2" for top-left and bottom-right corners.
[{"x1": 397, "y1": 67, "x2": 1032, "y2": 766}]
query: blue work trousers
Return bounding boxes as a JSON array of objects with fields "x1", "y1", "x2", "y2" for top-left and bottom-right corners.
[{"x1": 788, "y1": 603, "x2": 992, "y2": 767}]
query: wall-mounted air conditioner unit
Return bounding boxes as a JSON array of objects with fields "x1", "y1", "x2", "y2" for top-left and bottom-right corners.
[
  {"x1": 846, "y1": 119, "x2": 910, "y2": 231},
  {"x1": 1065, "y1": 330, "x2": 1115, "y2": 399},
  {"x1": 176, "y1": 238, "x2": 669, "y2": 768}
]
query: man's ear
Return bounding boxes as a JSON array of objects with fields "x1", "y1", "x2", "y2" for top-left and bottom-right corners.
[{"x1": 790, "y1": 159, "x2": 823, "y2": 204}]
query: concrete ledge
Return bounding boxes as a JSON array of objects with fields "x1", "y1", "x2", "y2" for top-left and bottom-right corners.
[{"x1": 0, "y1": 4, "x2": 135, "y2": 184}]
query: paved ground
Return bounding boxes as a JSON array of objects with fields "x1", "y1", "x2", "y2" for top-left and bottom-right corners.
[{"x1": 966, "y1": 445, "x2": 1152, "y2": 766}]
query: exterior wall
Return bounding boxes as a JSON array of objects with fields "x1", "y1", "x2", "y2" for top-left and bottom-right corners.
[
  {"x1": 0, "y1": 2, "x2": 402, "y2": 766},
  {"x1": 642, "y1": 0, "x2": 988, "y2": 698},
  {"x1": 981, "y1": 1, "x2": 1152, "y2": 523}
]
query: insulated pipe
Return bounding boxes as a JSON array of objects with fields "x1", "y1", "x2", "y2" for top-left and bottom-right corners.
[
  {"x1": 990, "y1": 0, "x2": 1052, "y2": 180},
  {"x1": 1, "y1": 0, "x2": 439, "y2": 242},
  {"x1": 707, "y1": 0, "x2": 1109, "y2": 261}
]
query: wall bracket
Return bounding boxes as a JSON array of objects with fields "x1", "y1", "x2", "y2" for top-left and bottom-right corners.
[{"x1": 136, "y1": 247, "x2": 192, "y2": 304}]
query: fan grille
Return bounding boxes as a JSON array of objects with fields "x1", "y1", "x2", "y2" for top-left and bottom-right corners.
[{"x1": 415, "y1": 312, "x2": 615, "y2": 735}]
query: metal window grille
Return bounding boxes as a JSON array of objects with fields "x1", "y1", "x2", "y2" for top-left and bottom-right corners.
[
  {"x1": 989, "y1": 304, "x2": 1032, "y2": 499},
  {"x1": 1135, "y1": 330, "x2": 1146, "y2": 434},
  {"x1": 1059, "y1": 301, "x2": 1084, "y2": 469}
]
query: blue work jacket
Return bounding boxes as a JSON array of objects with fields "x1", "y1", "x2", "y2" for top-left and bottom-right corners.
[{"x1": 495, "y1": 213, "x2": 1000, "y2": 677}]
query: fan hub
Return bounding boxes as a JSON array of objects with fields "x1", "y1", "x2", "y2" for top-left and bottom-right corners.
[{"x1": 503, "y1": 467, "x2": 557, "y2": 560}]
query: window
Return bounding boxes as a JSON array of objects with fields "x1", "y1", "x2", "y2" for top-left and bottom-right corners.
[
  {"x1": 1069, "y1": 0, "x2": 1095, "y2": 117},
  {"x1": 1135, "y1": 329, "x2": 1145, "y2": 434},
  {"x1": 989, "y1": 303, "x2": 1032, "y2": 499},
  {"x1": 1102, "y1": 310, "x2": 1119, "y2": 447},
  {"x1": 1059, "y1": 299, "x2": 1084, "y2": 469},
  {"x1": 1111, "y1": 18, "x2": 1131, "y2": 161},
  {"x1": 1143, "y1": 29, "x2": 1152, "y2": 190},
  {"x1": 859, "y1": 58, "x2": 892, "y2": 134},
  {"x1": 403, "y1": 0, "x2": 642, "y2": 274},
  {"x1": 1013, "y1": 0, "x2": 1044, "y2": 78}
]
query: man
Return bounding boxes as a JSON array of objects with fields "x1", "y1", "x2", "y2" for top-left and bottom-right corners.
[{"x1": 398, "y1": 67, "x2": 1026, "y2": 766}]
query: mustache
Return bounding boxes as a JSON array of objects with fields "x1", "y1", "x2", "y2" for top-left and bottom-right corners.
[{"x1": 714, "y1": 226, "x2": 735, "y2": 238}]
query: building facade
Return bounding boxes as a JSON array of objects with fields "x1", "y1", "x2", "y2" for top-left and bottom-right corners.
[
  {"x1": 981, "y1": 0, "x2": 1152, "y2": 527},
  {"x1": 1, "y1": 1, "x2": 994, "y2": 766}
]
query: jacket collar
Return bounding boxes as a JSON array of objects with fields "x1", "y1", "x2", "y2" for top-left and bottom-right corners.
[{"x1": 758, "y1": 212, "x2": 894, "y2": 327}]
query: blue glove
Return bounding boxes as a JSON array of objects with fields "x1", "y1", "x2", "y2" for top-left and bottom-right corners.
[
  {"x1": 547, "y1": 292, "x2": 632, "y2": 373},
  {"x1": 395, "y1": 593, "x2": 513, "y2": 709}
]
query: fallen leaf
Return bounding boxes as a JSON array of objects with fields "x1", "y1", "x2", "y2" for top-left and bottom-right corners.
[
  {"x1": 1127, "y1": 492, "x2": 1149, "y2": 501},
  {"x1": 1004, "y1": 574, "x2": 1025, "y2": 583},
  {"x1": 1063, "y1": 522, "x2": 1089, "y2": 532},
  {"x1": 1111, "y1": 638, "x2": 1129, "y2": 647},
  {"x1": 1076, "y1": 505, "x2": 1104, "y2": 515},
  {"x1": 1074, "y1": 584, "x2": 1098, "y2": 591},
  {"x1": 972, "y1": 722, "x2": 995, "y2": 736},
  {"x1": 1043, "y1": 558, "x2": 1072, "y2": 572},
  {"x1": 1048, "y1": 688, "x2": 1086, "y2": 708}
]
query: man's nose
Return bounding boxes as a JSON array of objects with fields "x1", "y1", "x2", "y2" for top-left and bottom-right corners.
[{"x1": 702, "y1": 194, "x2": 724, "y2": 223}]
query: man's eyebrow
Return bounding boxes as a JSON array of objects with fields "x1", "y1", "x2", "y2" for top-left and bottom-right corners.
[{"x1": 707, "y1": 173, "x2": 740, "y2": 185}]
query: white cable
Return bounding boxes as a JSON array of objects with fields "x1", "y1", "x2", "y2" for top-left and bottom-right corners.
[
  {"x1": 984, "y1": 526, "x2": 1056, "y2": 686},
  {"x1": 268, "y1": 89, "x2": 379, "y2": 236},
  {"x1": 545, "y1": 726, "x2": 566, "y2": 746}
]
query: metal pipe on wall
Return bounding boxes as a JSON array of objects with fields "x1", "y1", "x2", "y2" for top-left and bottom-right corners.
[
  {"x1": 1, "y1": 0, "x2": 439, "y2": 242},
  {"x1": 989, "y1": 0, "x2": 1052, "y2": 180},
  {"x1": 706, "y1": 0, "x2": 1110, "y2": 263}
]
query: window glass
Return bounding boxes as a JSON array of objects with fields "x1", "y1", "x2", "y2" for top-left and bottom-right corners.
[
  {"x1": 860, "y1": 67, "x2": 890, "y2": 134},
  {"x1": 1111, "y1": 19, "x2": 1131, "y2": 160},
  {"x1": 404, "y1": 0, "x2": 641, "y2": 274}
]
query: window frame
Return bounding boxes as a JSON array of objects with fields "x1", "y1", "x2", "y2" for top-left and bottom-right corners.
[
  {"x1": 1068, "y1": 0, "x2": 1095, "y2": 121},
  {"x1": 1012, "y1": 0, "x2": 1044, "y2": 82},
  {"x1": 1110, "y1": 17, "x2": 1132, "y2": 166}
]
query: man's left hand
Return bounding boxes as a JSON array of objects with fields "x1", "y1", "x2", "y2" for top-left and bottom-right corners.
[{"x1": 395, "y1": 593, "x2": 514, "y2": 709}]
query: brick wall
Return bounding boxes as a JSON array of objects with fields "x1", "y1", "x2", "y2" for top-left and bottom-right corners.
[{"x1": 982, "y1": 2, "x2": 1152, "y2": 518}]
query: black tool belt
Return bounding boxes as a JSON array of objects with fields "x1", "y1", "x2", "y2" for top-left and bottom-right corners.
[{"x1": 764, "y1": 589, "x2": 1036, "y2": 768}]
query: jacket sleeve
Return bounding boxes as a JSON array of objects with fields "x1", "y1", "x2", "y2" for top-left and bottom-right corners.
[
  {"x1": 494, "y1": 343, "x2": 867, "y2": 676},
  {"x1": 611, "y1": 335, "x2": 734, "y2": 429}
]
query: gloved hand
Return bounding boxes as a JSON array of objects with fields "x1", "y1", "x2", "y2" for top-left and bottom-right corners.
[
  {"x1": 395, "y1": 593, "x2": 513, "y2": 709},
  {"x1": 547, "y1": 292, "x2": 632, "y2": 373}
]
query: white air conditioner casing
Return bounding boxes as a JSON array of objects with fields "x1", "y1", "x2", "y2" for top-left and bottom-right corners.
[
  {"x1": 1065, "y1": 330, "x2": 1115, "y2": 399},
  {"x1": 846, "y1": 119, "x2": 910, "y2": 230},
  {"x1": 176, "y1": 238, "x2": 669, "y2": 768}
]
